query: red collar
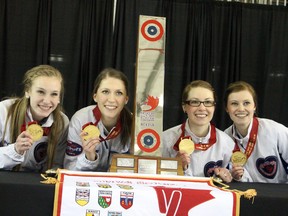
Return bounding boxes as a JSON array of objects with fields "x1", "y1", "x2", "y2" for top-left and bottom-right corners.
[{"x1": 173, "y1": 122, "x2": 217, "y2": 151}]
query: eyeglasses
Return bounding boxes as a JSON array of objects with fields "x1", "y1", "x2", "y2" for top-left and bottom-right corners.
[{"x1": 184, "y1": 100, "x2": 216, "y2": 107}]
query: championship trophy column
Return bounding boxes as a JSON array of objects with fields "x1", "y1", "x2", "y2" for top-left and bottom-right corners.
[
  {"x1": 110, "y1": 15, "x2": 182, "y2": 175},
  {"x1": 133, "y1": 15, "x2": 166, "y2": 157}
]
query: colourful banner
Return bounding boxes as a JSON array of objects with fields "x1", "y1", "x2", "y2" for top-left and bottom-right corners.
[{"x1": 53, "y1": 170, "x2": 240, "y2": 216}]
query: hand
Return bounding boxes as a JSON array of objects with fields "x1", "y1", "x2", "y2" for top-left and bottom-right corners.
[
  {"x1": 231, "y1": 164, "x2": 244, "y2": 181},
  {"x1": 80, "y1": 131, "x2": 100, "y2": 161},
  {"x1": 15, "y1": 131, "x2": 33, "y2": 155},
  {"x1": 176, "y1": 151, "x2": 190, "y2": 170},
  {"x1": 214, "y1": 167, "x2": 233, "y2": 183}
]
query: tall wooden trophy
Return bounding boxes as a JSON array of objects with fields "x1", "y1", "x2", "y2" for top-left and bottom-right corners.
[{"x1": 110, "y1": 15, "x2": 183, "y2": 176}]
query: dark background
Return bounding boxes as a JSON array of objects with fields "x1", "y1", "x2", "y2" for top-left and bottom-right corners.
[{"x1": 1, "y1": 0, "x2": 288, "y2": 131}]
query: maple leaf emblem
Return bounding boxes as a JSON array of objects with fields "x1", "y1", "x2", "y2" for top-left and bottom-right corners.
[{"x1": 141, "y1": 95, "x2": 159, "y2": 111}]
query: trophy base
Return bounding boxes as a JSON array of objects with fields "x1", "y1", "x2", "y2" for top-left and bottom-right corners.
[{"x1": 109, "y1": 154, "x2": 183, "y2": 176}]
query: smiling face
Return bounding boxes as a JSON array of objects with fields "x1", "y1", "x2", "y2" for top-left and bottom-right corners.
[
  {"x1": 226, "y1": 90, "x2": 256, "y2": 130},
  {"x1": 183, "y1": 86, "x2": 215, "y2": 129},
  {"x1": 93, "y1": 77, "x2": 128, "y2": 127},
  {"x1": 25, "y1": 76, "x2": 61, "y2": 121}
]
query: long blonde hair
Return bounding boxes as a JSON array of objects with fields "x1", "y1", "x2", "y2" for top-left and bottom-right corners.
[{"x1": 4, "y1": 65, "x2": 65, "y2": 169}]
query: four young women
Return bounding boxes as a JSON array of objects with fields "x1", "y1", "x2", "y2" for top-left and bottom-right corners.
[{"x1": 1, "y1": 65, "x2": 287, "y2": 183}]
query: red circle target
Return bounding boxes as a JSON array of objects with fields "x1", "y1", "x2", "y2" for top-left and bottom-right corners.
[
  {"x1": 137, "y1": 129, "x2": 160, "y2": 153},
  {"x1": 141, "y1": 20, "x2": 164, "y2": 42}
]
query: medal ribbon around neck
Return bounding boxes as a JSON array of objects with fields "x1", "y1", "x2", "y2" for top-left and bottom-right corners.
[
  {"x1": 82, "y1": 106, "x2": 122, "y2": 142},
  {"x1": 233, "y1": 117, "x2": 259, "y2": 160},
  {"x1": 173, "y1": 122, "x2": 217, "y2": 151}
]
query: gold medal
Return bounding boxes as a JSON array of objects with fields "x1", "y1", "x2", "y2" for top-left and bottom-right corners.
[
  {"x1": 83, "y1": 125, "x2": 100, "y2": 141},
  {"x1": 231, "y1": 151, "x2": 247, "y2": 166},
  {"x1": 179, "y1": 138, "x2": 195, "y2": 155},
  {"x1": 27, "y1": 124, "x2": 44, "y2": 141}
]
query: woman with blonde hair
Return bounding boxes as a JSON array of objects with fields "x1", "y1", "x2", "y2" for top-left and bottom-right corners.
[{"x1": 0, "y1": 65, "x2": 69, "y2": 172}]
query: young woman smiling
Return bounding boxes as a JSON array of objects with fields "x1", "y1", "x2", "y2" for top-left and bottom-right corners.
[
  {"x1": 224, "y1": 81, "x2": 288, "y2": 183},
  {"x1": 64, "y1": 68, "x2": 132, "y2": 171},
  {"x1": 162, "y1": 80, "x2": 234, "y2": 183},
  {"x1": 0, "y1": 65, "x2": 69, "y2": 172}
]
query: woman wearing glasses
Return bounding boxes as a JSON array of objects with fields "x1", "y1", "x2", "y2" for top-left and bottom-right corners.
[
  {"x1": 162, "y1": 80, "x2": 234, "y2": 183},
  {"x1": 224, "y1": 81, "x2": 288, "y2": 183}
]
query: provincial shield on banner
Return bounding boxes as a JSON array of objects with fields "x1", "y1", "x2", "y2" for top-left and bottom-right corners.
[
  {"x1": 134, "y1": 15, "x2": 166, "y2": 157},
  {"x1": 120, "y1": 191, "x2": 134, "y2": 209},
  {"x1": 86, "y1": 209, "x2": 100, "y2": 216},
  {"x1": 98, "y1": 190, "x2": 112, "y2": 208},
  {"x1": 75, "y1": 188, "x2": 90, "y2": 206}
]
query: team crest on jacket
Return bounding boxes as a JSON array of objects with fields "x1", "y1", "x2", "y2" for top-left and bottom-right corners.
[
  {"x1": 34, "y1": 142, "x2": 48, "y2": 162},
  {"x1": 75, "y1": 188, "x2": 90, "y2": 206},
  {"x1": 98, "y1": 190, "x2": 112, "y2": 208},
  {"x1": 204, "y1": 160, "x2": 223, "y2": 177},
  {"x1": 256, "y1": 156, "x2": 277, "y2": 179},
  {"x1": 120, "y1": 191, "x2": 134, "y2": 209},
  {"x1": 66, "y1": 141, "x2": 83, "y2": 156}
]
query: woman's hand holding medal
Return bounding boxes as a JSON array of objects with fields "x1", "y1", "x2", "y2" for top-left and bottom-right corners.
[
  {"x1": 15, "y1": 123, "x2": 44, "y2": 155},
  {"x1": 176, "y1": 151, "x2": 190, "y2": 171},
  {"x1": 81, "y1": 125, "x2": 101, "y2": 161},
  {"x1": 15, "y1": 131, "x2": 34, "y2": 155},
  {"x1": 231, "y1": 151, "x2": 247, "y2": 181},
  {"x1": 231, "y1": 165, "x2": 244, "y2": 181},
  {"x1": 177, "y1": 138, "x2": 194, "y2": 170}
]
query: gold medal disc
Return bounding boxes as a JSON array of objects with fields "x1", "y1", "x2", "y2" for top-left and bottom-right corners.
[
  {"x1": 231, "y1": 151, "x2": 247, "y2": 166},
  {"x1": 83, "y1": 125, "x2": 100, "y2": 141},
  {"x1": 27, "y1": 124, "x2": 44, "y2": 141},
  {"x1": 179, "y1": 138, "x2": 195, "y2": 155}
]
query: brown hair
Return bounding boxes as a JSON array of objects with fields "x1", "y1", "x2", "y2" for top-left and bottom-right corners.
[
  {"x1": 4, "y1": 65, "x2": 65, "y2": 169},
  {"x1": 93, "y1": 68, "x2": 132, "y2": 145},
  {"x1": 224, "y1": 81, "x2": 258, "y2": 109},
  {"x1": 182, "y1": 80, "x2": 217, "y2": 104}
]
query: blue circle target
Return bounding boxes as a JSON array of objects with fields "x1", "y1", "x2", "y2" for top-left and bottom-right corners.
[
  {"x1": 143, "y1": 135, "x2": 154, "y2": 146},
  {"x1": 147, "y1": 26, "x2": 157, "y2": 36}
]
